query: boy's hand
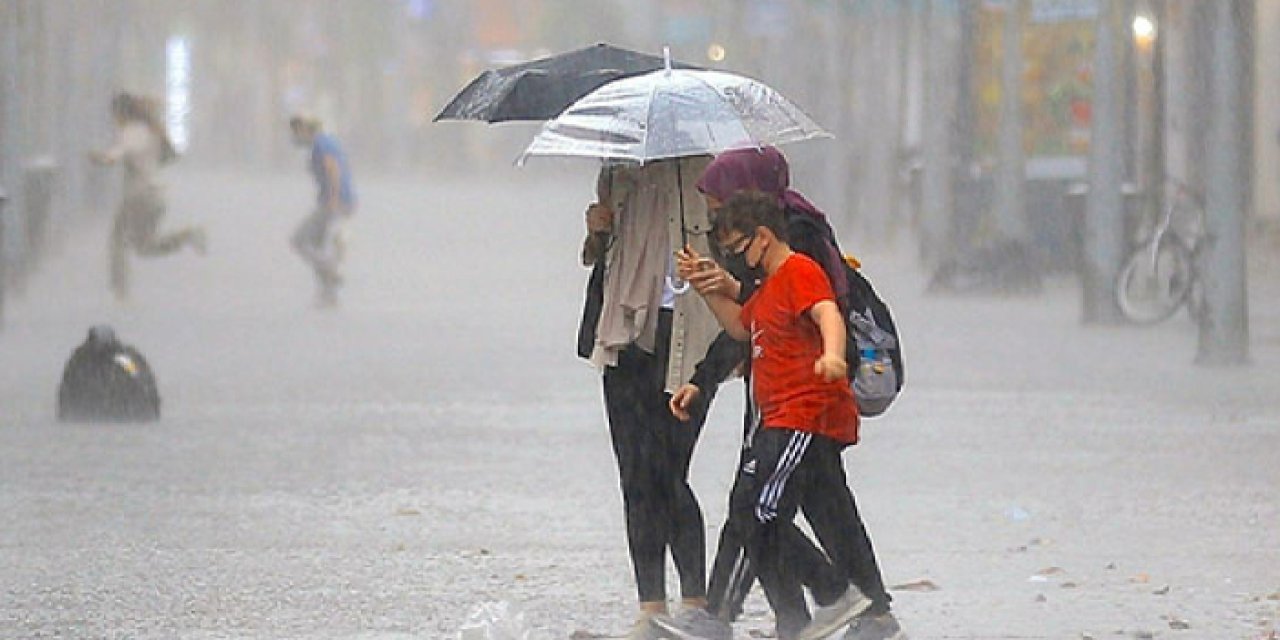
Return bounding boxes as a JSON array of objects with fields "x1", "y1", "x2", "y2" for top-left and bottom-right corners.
[
  {"x1": 686, "y1": 260, "x2": 739, "y2": 298},
  {"x1": 814, "y1": 353, "x2": 848, "y2": 383},
  {"x1": 677, "y1": 245, "x2": 741, "y2": 298},
  {"x1": 586, "y1": 203, "x2": 614, "y2": 234},
  {"x1": 668, "y1": 384, "x2": 702, "y2": 422},
  {"x1": 674, "y1": 244, "x2": 704, "y2": 279}
]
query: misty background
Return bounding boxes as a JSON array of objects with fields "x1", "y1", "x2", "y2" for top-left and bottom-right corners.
[
  {"x1": 0, "y1": 1, "x2": 1278, "y2": 639},
  {"x1": 2, "y1": 1, "x2": 1275, "y2": 330}
]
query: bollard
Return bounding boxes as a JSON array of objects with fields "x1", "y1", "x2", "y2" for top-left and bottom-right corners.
[
  {"x1": 19, "y1": 158, "x2": 56, "y2": 280},
  {"x1": 0, "y1": 186, "x2": 7, "y2": 327}
]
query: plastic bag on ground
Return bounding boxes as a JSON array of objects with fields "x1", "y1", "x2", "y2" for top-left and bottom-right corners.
[{"x1": 458, "y1": 601, "x2": 532, "y2": 640}]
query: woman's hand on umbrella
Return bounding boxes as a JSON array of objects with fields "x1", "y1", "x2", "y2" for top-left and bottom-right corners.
[{"x1": 585, "y1": 203, "x2": 614, "y2": 234}]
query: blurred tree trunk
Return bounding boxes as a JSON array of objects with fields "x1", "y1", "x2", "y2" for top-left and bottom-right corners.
[
  {"x1": 1082, "y1": 0, "x2": 1128, "y2": 323},
  {"x1": 918, "y1": 0, "x2": 962, "y2": 268},
  {"x1": 816, "y1": 2, "x2": 852, "y2": 237},
  {"x1": 1197, "y1": 0, "x2": 1250, "y2": 365},
  {"x1": 993, "y1": 0, "x2": 1029, "y2": 244},
  {"x1": 854, "y1": 0, "x2": 902, "y2": 246},
  {"x1": 890, "y1": 0, "x2": 922, "y2": 245}
]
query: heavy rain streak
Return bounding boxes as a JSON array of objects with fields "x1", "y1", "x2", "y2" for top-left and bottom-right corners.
[{"x1": 0, "y1": 2, "x2": 1277, "y2": 639}]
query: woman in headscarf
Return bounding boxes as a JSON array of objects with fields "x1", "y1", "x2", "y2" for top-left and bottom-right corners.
[
  {"x1": 659, "y1": 147, "x2": 905, "y2": 640},
  {"x1": 90, "y1": 92, "x2": 206, "y2": 301}
]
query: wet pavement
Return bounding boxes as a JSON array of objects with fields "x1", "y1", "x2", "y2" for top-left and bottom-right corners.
[{"x1": 1, "y1": 167, "x2": 1277, "y2": 639}]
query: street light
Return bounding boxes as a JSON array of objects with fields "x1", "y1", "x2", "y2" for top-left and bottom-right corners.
[
  {"x1": 166, "y1": 35, "x2": 192, "y2": 153},
  {"x1": 1132, "y1": 14, "x2": 1156, "y2": 49}
]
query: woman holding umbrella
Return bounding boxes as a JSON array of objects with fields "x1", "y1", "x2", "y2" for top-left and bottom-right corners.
[{"x1": 577, "y1": 155, "x2": 724, "y2": 640}]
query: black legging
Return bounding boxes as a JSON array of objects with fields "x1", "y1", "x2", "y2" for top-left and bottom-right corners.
[{"x1": 602, "y1": 312, "x2": 708, "y2": 603}]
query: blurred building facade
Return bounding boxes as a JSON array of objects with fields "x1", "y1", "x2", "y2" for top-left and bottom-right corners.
[{"x1": 1, "y1": 0, "x2": 1277, "y2": 293}]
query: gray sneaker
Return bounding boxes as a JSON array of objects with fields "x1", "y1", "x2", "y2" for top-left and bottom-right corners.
[
  {"x1": 796, "y1": 586, "x2": 873, "y2": 640},
  {"x1": 842, "y1": 612, "x2": 906, "y2": 640},
  {"x1": 625, "y1": 615, "x2": 666, "y2": 640},
  {"x1": 651, "y1": 607, "x2": 733, "y2": 640}
]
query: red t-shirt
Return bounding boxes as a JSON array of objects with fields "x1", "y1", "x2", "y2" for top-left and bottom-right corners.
[{"x1": 740, "y1": 253, "x2": 860, "y2": 445}]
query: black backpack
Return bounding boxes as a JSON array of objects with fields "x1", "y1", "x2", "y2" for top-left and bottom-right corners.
[
  {"x1": 788, "y1": 213, "x2": 904, "y2": 416},
  {"x1": 839, "y1": 262, "x2": 904, "y2": 416},
  {"x1": 57, "y1": 326, "x2": 161, "y2": 422}
]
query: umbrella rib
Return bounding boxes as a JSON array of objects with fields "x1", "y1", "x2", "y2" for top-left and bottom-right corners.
[
  {"x1": 683, "y1": 71, "x2": 814, "y2": 144},
  {"x1": 686, "y1": 71, "x2": 746, "y2": 126},
  {"x1": 641, "y1": 75, "x2": 662, "y2": 163},
  {"x1": 676, "y1": 71, "x2": 766, "y2": 149}
]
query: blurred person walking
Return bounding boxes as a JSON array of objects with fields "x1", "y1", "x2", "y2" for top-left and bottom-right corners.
[
  {"x1": 578, "y1": 157, "x2": 722, "y2": 640},
  {"x1": 289, "y1": 115, "x2": 356, "y2": 308},
  {"x1": 91, "y1": 92, "x2": 205, "y2": 302}
]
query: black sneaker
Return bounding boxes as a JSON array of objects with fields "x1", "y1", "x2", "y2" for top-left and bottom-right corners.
[{"x1": 843, "y1": 612, "x2": 906, "y2": 640}]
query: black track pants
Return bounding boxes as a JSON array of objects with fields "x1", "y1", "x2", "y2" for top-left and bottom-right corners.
[
  {"x1": 728, "y1": 427, "x2": 891, "y2": 637},
  {"x1": 706, "y1": 454, "x2": 847, "y2": 621}
]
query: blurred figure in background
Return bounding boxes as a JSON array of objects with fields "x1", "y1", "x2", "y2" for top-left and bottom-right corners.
[
  {"x1": 91, "y1": 92, "x2": 206, "y2": 302},
  {"x1": 289, "y1": 114, "x2": 356, "y2": 308}
]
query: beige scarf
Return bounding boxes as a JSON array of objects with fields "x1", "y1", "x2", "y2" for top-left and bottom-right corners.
[{"x1": 590, "y1": 161, "x2": 676, "y2": 368}]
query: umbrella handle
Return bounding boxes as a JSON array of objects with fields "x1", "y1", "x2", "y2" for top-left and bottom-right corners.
[{"x1": 668, "y1": 275, "x2": 691, "y2": 296}]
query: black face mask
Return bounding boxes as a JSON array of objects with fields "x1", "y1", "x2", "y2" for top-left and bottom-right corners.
[{"x1": 721, "y1": 235, "x2": 763, "y2": 285}]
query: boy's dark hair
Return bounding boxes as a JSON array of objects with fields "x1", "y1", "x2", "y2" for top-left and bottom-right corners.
[{"x1": 715, "y1": 190, "x2": 789, "y2": 243}]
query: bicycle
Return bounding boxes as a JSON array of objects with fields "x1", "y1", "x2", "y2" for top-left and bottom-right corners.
[{"x1": 1115, "y1": 177, "x2": 1207, "y2": 324}]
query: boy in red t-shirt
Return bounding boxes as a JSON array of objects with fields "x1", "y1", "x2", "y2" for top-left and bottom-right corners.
[{"x1": 674, "y1": 192, "x2": 894, "y2": 640}]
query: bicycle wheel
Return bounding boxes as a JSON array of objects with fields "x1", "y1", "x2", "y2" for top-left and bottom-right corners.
[{"x1": 1116, "y1": 239, "x2": 1193, "y2": 324}]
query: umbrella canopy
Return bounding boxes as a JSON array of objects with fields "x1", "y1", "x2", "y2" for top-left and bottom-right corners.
[
  {"x1": 518, "y1": 68, "x2": 830, "y2": 164},
  {"x1": 433, "y1": 43, "x2": 699, "y2": 123}
]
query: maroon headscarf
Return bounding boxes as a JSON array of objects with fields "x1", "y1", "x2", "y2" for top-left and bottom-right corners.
[{"x1": 696, "y1": 146, "x2": 849, "y2": 301}]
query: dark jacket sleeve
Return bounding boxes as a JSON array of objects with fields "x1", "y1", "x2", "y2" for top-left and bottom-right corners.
[{"x1": 688, "y1": 330, "x2": 748, "y2": 396}]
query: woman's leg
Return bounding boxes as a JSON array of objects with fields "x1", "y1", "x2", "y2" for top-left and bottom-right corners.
[
  {"x1": 706, "y1": 476, "x2": 751, "y2": 620},
  {"x1": 128, "y1": 192, "x2": 192, "y2": 257},
  {"x1": 604, "y1": 351, "x2": 668, "y2": 605},
  {"x1": 658, "y1": 388, "x2": 707, "y2": 602},
  {"x1": 801, "y1": 439, "x2": 892, "y2": 614}
]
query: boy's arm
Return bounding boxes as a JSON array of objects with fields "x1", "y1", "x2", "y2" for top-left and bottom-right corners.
[
  {"x1": 676, "y1": 245, "x2": 749, "y2": 339},
  {"x1": 808, "y1": 299, "x2": 848, "y2": 382},
  {"x1": 704, "y1": 292, "x2": 749, "y2": 341}
]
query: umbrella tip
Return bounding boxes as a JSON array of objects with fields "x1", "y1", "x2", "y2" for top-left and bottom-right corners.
[{"x1": 663, "y1": 46, "x2": 672, "y2": 73}]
